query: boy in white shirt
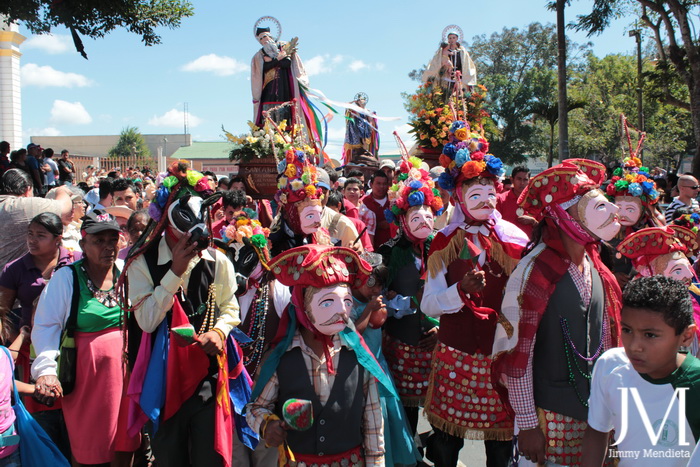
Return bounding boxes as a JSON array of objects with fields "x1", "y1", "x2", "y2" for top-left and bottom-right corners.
[{"x1": 582, "y1": 275, "x2": 700, "y2": 466}]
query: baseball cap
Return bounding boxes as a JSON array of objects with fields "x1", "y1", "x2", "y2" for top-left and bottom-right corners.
[
  {"x1": 379, "y1": 159, "x2": 396, "y2": 170},
  {"x1": 316, "y1": 167, "x2": 331, "y2": 190},
  {"x1": 429, "y1": 165, "x2": 445, "y2": 181},
  {"x1": 81, "y1": 209, "x2": 121, "y2": 235}
]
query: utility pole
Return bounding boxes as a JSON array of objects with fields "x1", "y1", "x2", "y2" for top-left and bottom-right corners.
[{"x1": 556, "y1": 0, "x2": 569, "y2": 163}]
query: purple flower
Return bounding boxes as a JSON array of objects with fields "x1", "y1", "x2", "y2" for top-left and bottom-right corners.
[
  {"x1": 148, "y1": 202, "x2": 162, "y2": 222},
  {"x1": 486, "y1": 156, "x2": 504, "y2": 176}
]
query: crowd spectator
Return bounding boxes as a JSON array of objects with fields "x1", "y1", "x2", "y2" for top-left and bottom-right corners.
[
  {"x1": 665, "y1": 174, "x2": 700, "y2": 223},
  {"x1": 0, "y1": 169, "x2": 72, "y2": 271},
  {"x1": 43, "y1": 148, "x2": 60, "y2": 190},
  {"x1": 496, "y1": 166, "x2": 538, "y2": 236},
  {"x1": 342, "y1": 177, "x2": 363, "y2": 219},
  {"x1": 359, "y1": 170, "x2": 393, "y2": 250},
  {"x1": 0, "y1": 141, "x2": 10, "y2": 175},
  {"x1": 32, "y1": 211, "x2": 141, "y2": 465},
  {"x1": 57, "y1": 150, "x2": 75, "y2": 186},
  {"x1": 26, "y1": 143, "x2": 45, "y2": 195},
  {"x1": 111, "y1": 178, "x2": 139, "y2": 210}
]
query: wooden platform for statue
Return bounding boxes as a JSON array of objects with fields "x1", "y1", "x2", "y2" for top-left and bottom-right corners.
[{"x1": 237, "y1": 156, "x2": 278, "y2": 200}]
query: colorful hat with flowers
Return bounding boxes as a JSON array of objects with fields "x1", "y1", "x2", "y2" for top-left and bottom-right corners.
[
  {"x1": 147, "y1": 161, "x2": 216, "y2": 222},
  {"x1": 673, "y1": 212, "x2": 700, "y2": 233},
  {"x1": 605, "y1": 156, "x2": 660, "y2": 206},
  {"x1": 436, "y1": 120, "x2": 504, "y2": 191},
  {"x1": 219, "y1": 211, "x2": 272, "y2": 267},
  {"x1": 275, "y1": 147, "x2": 321, "y2": 208},
  {"x1": 384, "y1": 156, "x2": 444, "y2": 225}
]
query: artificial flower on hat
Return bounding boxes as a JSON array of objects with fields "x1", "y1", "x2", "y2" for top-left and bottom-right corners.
[
  {"x1": 517, "y1": 160, "x2": 603, "y2": 217},
  {"x1": 147, "y1": 161, "x2": 216, "y2": 222},
  {"x1": 605, "y1": 156, "x2": 660, "y2": 206},
  {"x1": 673, "y1": 212, "x2": 700, "y2": 233},
  {"x1": 385, "y1": 155, "x2": 444, "y2": 225},
  {"x1": 219, "y1": 212, "x2": 272, "y2": 267},
  {"x1": 436, "y1": 120, "x2": 504, "y2": 191},
  {"x1": 275, "y1": 147, "x2": 321, "y2": 208}
]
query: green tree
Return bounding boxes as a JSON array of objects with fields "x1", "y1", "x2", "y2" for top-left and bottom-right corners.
[
  {"x1": 466, "y1": 23, "x2": 590, "y2": 163},
  {"x1": 3, "y1": 0, "x2": 193, "y2": 58},
  {"x1": 108, "y1": 127, "x2": 152, "y2": 163},
  {"x1": 576, "y1": 0, "x2": 700, "y2": 175}
]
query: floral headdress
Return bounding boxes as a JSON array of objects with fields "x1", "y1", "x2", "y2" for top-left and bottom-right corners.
[
  {"x1": 147, "y1": 161, "x2": 215, "y2": 222},
  {"x1": 605, "y1": 156, "x2": 660, "y2": 206},
  {"x1": 436, "y1": 120, "x2": 504, "y2": 191},
  {"x1": 673, "y1": 212, "x2": 700, "y2": 233},
  {"x1": 275, "y1": 147, "x2": 321, "y2": 208},
  {"x1": 385, "y1": 156, "x2": 444, "y2": 225},
  {"x1": 220, "y1": 211, "x2": 272, "y2": 268}
]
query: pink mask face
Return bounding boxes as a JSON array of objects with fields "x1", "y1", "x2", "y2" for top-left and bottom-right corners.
[
  {"x1": 300, "y1": 204, "x2": 322, "y2": 235},
  {"x1": 406, "y1": 205, "x2": 435, "y2": 240},
  {"x1": 307, "y1": 284, "x2": 353, "y2": 336},
  {"x1": 461, "y1": 182, "x2": 496, "y2": 221},
  {"x1": 657, "y1": 252, "x2": 694, "y2": 285},
  {"x1": 580, "y1": 190, "x2": 620, "y2": 241},
  {"x1": 616, "y1": 197, "x2": 643, "y2": 227}
]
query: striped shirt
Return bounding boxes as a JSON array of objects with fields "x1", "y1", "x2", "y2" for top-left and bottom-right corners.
[
  {"x1": 665, "y1": 197, "x2": 699, "y2": 224},
  {"x1": 246, "y1": 331, "x2": 384, "y2": 466}
]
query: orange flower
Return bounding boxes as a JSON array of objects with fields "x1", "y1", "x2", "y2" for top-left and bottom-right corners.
[
  {"x1": 432, "y1": 196, "x2": 444, "y2": 211},
  {"x1": 461, "y1": 161, "x2": 486, "y2": 179},
  {"x1": 431, "y1": 137, "x2": 438, "y2": 147},
  {"x1": 454, "y1": 128, "x2": 468, "y2": 141},
  {"x1": 305, "y1": 185, "x2": 317, "y2": 197}
]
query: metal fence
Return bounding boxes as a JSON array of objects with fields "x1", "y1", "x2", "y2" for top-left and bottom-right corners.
[{"x1": 71, "y1": 155, "x2": 158, "y2": 184}]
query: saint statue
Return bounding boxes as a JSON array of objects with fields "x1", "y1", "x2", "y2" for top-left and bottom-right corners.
[
  {"x1": 250, "y1": 17, "x2": 309, "y2": 128},
  {"x1": 343, "y1": 92, "x2": 379, "y2": 166},
  {"x1": 422, "y1": 25, "x2": 477, "y2": 94}
]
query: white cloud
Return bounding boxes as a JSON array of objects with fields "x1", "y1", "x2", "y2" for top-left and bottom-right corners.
[
  {"x1": 23, "y1": 34, "x2": 72, "y2": 54},
  {"x1": 50, "y1": 100, "x2": 92, "y2": 125},
  {"x1": 349, "y1": 60, "x2": 369, "y2": 72},
  {"x1": 332, "y1": 55, "x2": 344, "y2": 64},
  {"x1": 305, "y1": 55, "x2": 333, "y2": 76},
  {"x1": 149, "y1": 109, "x2": 202, "y2": 128},
  {"x1": 21, "y1": 64, "x2": 93, "y2": 88},
  {"x1": 25, "y1": 127, "x2": 62, "y2": 137},
  {"x1": 181, "y1": 54, "x2": 249, "y2": 76}
]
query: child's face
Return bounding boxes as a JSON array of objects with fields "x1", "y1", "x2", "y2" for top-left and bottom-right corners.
[{"x1": 621, "y1": 306, "x2": 696, "y2": 379}]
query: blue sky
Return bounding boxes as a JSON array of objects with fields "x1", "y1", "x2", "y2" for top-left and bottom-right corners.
[{"x1": 17, "y1": 0, "x2": 634, "y2": 157}]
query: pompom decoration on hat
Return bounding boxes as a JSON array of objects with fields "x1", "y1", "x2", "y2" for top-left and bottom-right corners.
[
  {"x1": 605, "y1": 156, "x2": 659, "y2": 206},
  {"x1": 148, "y1": 161, "x2": 216, "y2": 222},
  {"x1": 275, "y1": 147, "x2": 321, "y2": 208},
  {"x1": 436, "y1": 120, "x2": 504, "y2": 191},
  {"x1": 385, "y1": 155, "x2": 444, "y2": 225},
  {"x1": 220, "y1": 211, "x2": 272, "y2": 268},
  {"x1": 282, "y1": 399, "x2": 314, "y2": 431},
  {"x1": 673, "y1": 212, "x2": 700, "y2": 233}
]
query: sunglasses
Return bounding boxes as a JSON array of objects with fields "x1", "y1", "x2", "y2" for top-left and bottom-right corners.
[{"x1": 682, "y1": 185, "x2": 700, "y2": 190}]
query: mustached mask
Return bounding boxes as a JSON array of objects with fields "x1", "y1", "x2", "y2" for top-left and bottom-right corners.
[{"x1": 168, "y1": 193, "x2": 221, "y2": 249}]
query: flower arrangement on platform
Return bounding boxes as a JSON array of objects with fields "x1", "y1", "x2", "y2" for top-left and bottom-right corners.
[
  {"x1": 403, "y1": 82, "x2": 489, "y2": 150},
  {"x1": 221, "y1": 214, "x2": 270, "y2": 247},
  {"x1": 224, "y1": 120, "x2": 314, "y2": 163},
  {"x1": 275, "y1": 147, "x2": 321, "y2": 207}
]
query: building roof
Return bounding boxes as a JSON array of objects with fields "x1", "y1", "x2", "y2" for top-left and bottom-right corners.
[{"x1": 170, "y1": 142, "x2": 231, "y2": 160}]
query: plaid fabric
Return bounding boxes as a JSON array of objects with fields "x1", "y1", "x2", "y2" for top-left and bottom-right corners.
[{"x1": 567, "y1": 259, "x2": 592, "y2": 307}]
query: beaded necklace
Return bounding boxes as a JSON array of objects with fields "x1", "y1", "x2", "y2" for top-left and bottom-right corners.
[
  {"x1": 559, "y1": 315, "x2": 608, "y2": 407},
  {"x1": 240, "y1": 282, "x2": 271, "y2": 375},
  {"x1": 80, "y1": 263, "x2": 119, "y2": 308},
  {"x1": 197, "y1": 283, "x2": 218, "y2": 334}
]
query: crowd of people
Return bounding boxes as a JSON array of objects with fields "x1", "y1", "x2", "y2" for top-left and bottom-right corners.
[{"x1": 1, "y1": 129, "x2": 700, "y2": 467}]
